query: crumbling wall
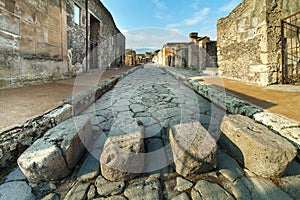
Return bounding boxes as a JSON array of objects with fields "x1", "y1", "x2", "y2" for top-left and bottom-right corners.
[
  {"x1": 0, "y1": 0, "x2": 68, "y2": 88},
  {"x1": 217, "y1": 0, "x2": 300, "y2": 86},
  {"x1": 0, "y1": 0, "x2": 125, "y2": 88},
  {"x1": 66, "y1": 0, "x2": 125, "y2": 71},
  {"x1": 217, "y1": 0, "x2": 270, "y2": 85}
]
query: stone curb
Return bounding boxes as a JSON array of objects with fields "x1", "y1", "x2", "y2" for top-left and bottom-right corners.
[
  {"x1": 0, "y1": 66, "x2": 143, "y2": 175},
  {"x1": 162, "y1": 67, "x2": 300, "y2": 150}
]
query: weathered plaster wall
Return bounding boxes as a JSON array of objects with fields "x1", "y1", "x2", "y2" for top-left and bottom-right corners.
[
  {"x1": 0, "y1": 0, "x2": 125, "y2": 88},
  {"x1": 66, "y1": 0, "x2": 125, "y2": 71},
  {"x1": 217, "y1": 0, "x2": 300, "y2": 86},
  {"x1": 0, "y1": 0, "x2": 68, "y2": 88}
]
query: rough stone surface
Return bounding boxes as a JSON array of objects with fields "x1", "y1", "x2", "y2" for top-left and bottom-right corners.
[
  {"x1": 95, "y1": 175, "x2": 125, "y2": 196},
  {"x1": 77, "y1": 153, "x2": 100, "y2": 181},
  {"x1": 169, "y1": 121, "x2": 217, "y2": 177},
  {"x1": 217, "y1": 0, "x2": 300, "y2": 85},
  {"x1": 220, "y1": 114, "x2": 297, "y2": 177},
  {"x1": 18, "y1": 115, "x2": 93, "y2": 181},
  {"x1": 253, "y1": 111, "x2": 300, "y2": 149},
  {"x1": 191, "y1": 180, "x2": 234, "y2": 200},
  {"x1": 279, "y1": 175, "x2": 300, "y2": 200},
  {"x1": 174, "y1": 177, "x2": 193, "y2": 192},
  {"x1": 4, "y1": 167, "x2": 26, "y2": 182},
  {"x1": 64, "y1": 182, "x2": 90, "y2": 200},
  {"x1": 87, "y1": 184, "x2": 96, "y2": 200},
  {"x1": 229, "y1": 179, "x2": 251, "y2": 200},
  {"x1": 100, "y1": 124, "x2": 145, "y2": 181},
  {"x1": 171, "y1": 192, "x2": 190, "y2": 200},
  {"x1": 0, "y1": 181, "x2": 36, "y2": 200},
  {"x1": 124, "y1": 178, "x2": 161, "y2": 200},
  {"x1": 240, "y1": 177, "x2": 293, "y2": 200},
  {"x1": 94, "y1": 196, "x2": 127, "y2": 200},
  {"x1": 217, "y1": 149, "x2": 244, "y2": 182},
  {"x1": 41, "y1": 193, "x2": 60, "y2": 200}
]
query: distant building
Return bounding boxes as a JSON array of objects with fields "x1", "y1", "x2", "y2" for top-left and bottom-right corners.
[
  {"x1": 155, "y1": 32, "x2": 217, "y2": 72},
  {"x1": 125, "y1": 49, "x2": 136, "y2": 66},
  {"x1": 0, "y1": 0, "x2": 125, "y2": 88}
]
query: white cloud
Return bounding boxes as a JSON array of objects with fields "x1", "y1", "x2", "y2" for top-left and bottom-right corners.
[
  {"x1": 166, "y1": 8, "x2": 210, "y2": 29},
  {"x1": 123, "y1": 28, "x2": 188, "y2": 49},
  {"x1": 152, "y1": 0, "x2": 167, "y2": 10},
  {"x1": 190, "y1": 0, "x2": 199, "y2": 10},
  {"x1": 218, "y1": 0, "x2": 241, "y2": 13},
  {"x1": 184, "y1": 8, "x2": 210, "y2": 25}
]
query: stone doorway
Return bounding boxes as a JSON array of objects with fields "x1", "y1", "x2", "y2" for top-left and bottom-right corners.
[{"x1": 89, "y1": 14, "x2": 100, "y2": 69}]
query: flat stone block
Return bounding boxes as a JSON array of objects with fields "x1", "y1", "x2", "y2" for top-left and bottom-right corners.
[
  {"x1": 169, "y1": 121, "x2": 217, "y2": 177},
  {"x1": 220, "y1": 114, "x2": 297, "y2": 178},
  {"x1": 18, "y1": 115, "x2": 93, "y2": 181}
]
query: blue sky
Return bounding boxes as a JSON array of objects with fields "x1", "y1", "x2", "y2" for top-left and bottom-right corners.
[{"x1": 101, "y1": 0, "x2": 242, "y2": 50}]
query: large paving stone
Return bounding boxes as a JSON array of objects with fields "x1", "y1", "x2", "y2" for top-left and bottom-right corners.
[
  {"x1": 124, "y1": 177, "x2": 161, "y2": 200},
  {"x1": 240, "y1": 177, "x2": 293, "y2": 200},
  {"x1": 279, "y1": 175, "x2": 300, "y2": 200},
  {"x1": 217, "y1": 149, "x2": 244, "y2": 182},
  {"x1": 191, "y1": 180, "x2": 234, "y2": 200},
  {"x1": 174, "y1": 177, "x2": 193, "y2": 192},
  {"x1": 169, "y1": 121, "x2": 217, "y2": 177},
  {"x1": 18, "y1": 115, "x2": 93, "y2": 181},
  {"x1": 100, "y1": 124, "x2": 145, "y2": 181},
  {"x1": 95, "y1": 175, "x2": 125, "y2": 196},
  {"x1": 0, "y1": 181, "x2": 36, "y2": 200},
  {"x1": 77, "y1": 153, "x2": 100, "y2": 181},
  {"x1": 220, "y1": 115, "x2": 297, "y2": 178},
  {"x1": 4, "y1": 167, "x2": 26, "y2": 182},
  {"x1": 64, "y1": 182, "x2": 90, "y2": 200}
]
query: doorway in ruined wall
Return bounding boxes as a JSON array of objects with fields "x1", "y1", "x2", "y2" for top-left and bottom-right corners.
[
  {"x1": 281, "y1": 11, "x2": 300, "y2": 84},
  {"x1": 89, "y1": 14, "x2": 100, "y2": 69}
]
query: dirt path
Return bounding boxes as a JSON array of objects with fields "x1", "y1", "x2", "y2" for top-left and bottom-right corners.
[{"x1": 204, "y1": 77, "x2": 300, "y2": 122}]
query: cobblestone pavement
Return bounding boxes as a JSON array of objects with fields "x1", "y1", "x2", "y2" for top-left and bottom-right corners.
[{"x1": 1, "y1": 65, "x2": 300, "y2": 200}]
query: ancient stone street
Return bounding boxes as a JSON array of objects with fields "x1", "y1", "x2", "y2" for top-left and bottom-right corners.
[{"x1": 1, "y1": 64, "x2": 299, "y2": 200}]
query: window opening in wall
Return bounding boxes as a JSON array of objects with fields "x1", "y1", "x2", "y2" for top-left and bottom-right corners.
[{"x1": 74, "y1": 4, "x2": 81, "y2": 25}]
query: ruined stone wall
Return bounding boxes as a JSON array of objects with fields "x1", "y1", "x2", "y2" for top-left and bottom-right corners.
[
  {"x1": 217, "y1": 0, "x2": 270, "y2": 85},
  {"x1": 67, "y1": 0, "x2": 125, "y2": 71},
  {"x1": 0, "y1": 0, "x2": 125, "y2": 88},
  {"x1": 217, "y1": 0, "x2": 300, "y2": 86},
  {"x1": 0, "y1": 0, "x2": 68, "y2": 88}
]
